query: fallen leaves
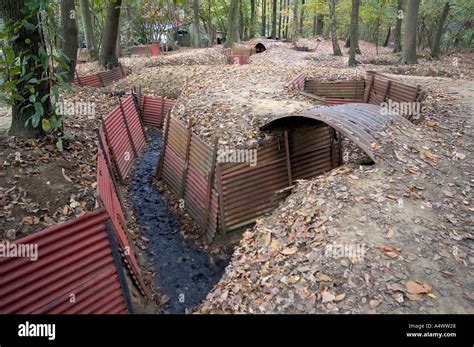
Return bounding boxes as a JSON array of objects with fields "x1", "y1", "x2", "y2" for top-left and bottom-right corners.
[
  {"x1": 280, "y1": 246, "x2": 299, "y2": 255},
  {"x1": 376, "y1": 244, "x2": 401, "y2": 258}
]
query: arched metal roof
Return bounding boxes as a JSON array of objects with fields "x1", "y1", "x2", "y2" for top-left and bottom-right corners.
[{"x1": 260, "y1": 103, "x2": 412, "y2": 162}]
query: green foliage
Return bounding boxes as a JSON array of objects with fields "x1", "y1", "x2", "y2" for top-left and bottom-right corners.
[{"x1": 0, "y1": 0, "x2": 73, "y2": 147}]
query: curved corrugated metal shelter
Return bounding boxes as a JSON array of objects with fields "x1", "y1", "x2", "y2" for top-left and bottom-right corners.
[{"x1": 261, "y1": 103, "x2": 411, "y2": 162}]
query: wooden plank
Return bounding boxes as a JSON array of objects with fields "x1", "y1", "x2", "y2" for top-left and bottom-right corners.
[
  {"x1": 284, "y1": 130, "x2": 293, "y2": 185},
  {"x1": 297, "y1": 90, "x2": 326, "y2": 103},
  {"x1": 156, "y1": 111, "x2": 171, "y2": 179},
  {"x1": 179, "y1": 119, "x2": 193, "y2": 198},
  {"x1": 202, "y1": 138, "x2": 219, "y2": 233}
]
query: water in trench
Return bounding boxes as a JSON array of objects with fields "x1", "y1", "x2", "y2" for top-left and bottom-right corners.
[{"x1": 129, "y1": 130, "x2": 229, "y2": 313}]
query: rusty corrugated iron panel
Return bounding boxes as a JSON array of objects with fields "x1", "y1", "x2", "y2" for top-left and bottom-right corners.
[
  {"x1": 121, "y1": 95, "x2": 146, "y2": 154},
  {"x1": 287, "y1": 73, "x2": 306, "y2": 91},
  {"x1": 289, "y1": 125, "x2": 335, "y2": 180},
  {"x1": 364, "y1": 71, "x2": 422, "y2": 122},
  {"x1": 304, "y1": 79, "x2": 366, "y2": 101},
  {"x1": 131, "y1": 44, "x2": 160, "y2": 56},
  {"x1": 102, "y1": 105, "x2": 136, "y2": 182},
  {"x1": 261, "y1": 103, "x2": 412, "y2": 162},
  {"x1": 0, "y1": 209, "x2": 131, "y2": 314},
  {"x1": 74, "y1": 64, "x2": 126, "y2": 88},
  {"x1": 141, "y1": 96, "x2": 176, "y2": 128},
  {"x1": 96, "y1": 138, "x2": 147, "y2": 295}
]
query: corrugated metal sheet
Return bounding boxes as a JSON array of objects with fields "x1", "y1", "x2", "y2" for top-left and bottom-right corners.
[
  {"x1": 287, "y1": 73, "x2": 306, "y2": 91},
  {"x1": 364, "y1": 71, "x2": 422, "y2": 122},
  {"x1": 74, "y1": 64, "x2": 126, "y2": 88},
  {"x1": 0, "y1": 209, "x2": 131, "y2": 314},
  {"x1": 261, "y1": 103, "x2": 412, "y2": 162},
  {"x1": 130, "y1": 44, "x2": 160, "y2": 56},
  {"x1": 102, "y1": 95, "x2": 146, "y2": 183},
  {"x1": 141, "y1": 96, "x2": 176, "y2": 128},
  {"x1": 305, "y1": 79, "x2": 366, "y2": 102},
  {"x1": 289, "y1": 125, "x2": 337, "y2": 180},
  {"x1": 96, "y1": 136, "x2": 147, "y2": 295},
  {"x1": 230, "y1": 56, "x2": 250, "y2": 65}
]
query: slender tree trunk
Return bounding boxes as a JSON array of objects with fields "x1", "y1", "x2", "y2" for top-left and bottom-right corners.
[
  {"x1": 315, "y1": 13, "x2": 323, "y2": 36},
  {"x1": 383, "y1": 26, "x2": 391, "y2": 47},
  {"x1": 193, "y1": 0, "x2": 200, "y2": 48},
  {"x1": 393, "y1": 0, "x2": 404, "y2": 53},
  {"x1": 328, "y1": 0, "x2": 341, "y2": 56},
  {"x1": 431, "y1": 1, "x2": 450, "y2": 59},
  {"x1": 348, "y1": 0, "x2": 359, "y2": 67},
  {"x1": 239, "y1": 0, "x2": 244, "y2": 40},
  {"x1": 261, "y1": 0, "x2": 267, "y2": 37},
  {"x1": 99, "y1": 0, "x2": 122, "y2": 69},
  {"x1": 250, "y1": 0, "x2": 256, "y2": 38},
  {"x1": 278, "y1": 0, "x2": 283, "y2": 38},
  {"x1": 400, "y1": 0, "x2": 420, "y2": 64},
  {"x1": 284, "y1": 0, "x2": 289, "y2": 39},
  {"x1": 80, "y1": 0, "x2": 97, "y2": 61},
  {"x1": 0, "y1": 0, "x2": 50, "y2": 138},
  {"x1": 60, "y1": 0, "x2": 78, "y2": 82},
  {"x1": 299, "y1": 0, "x2": 305, "y2": 36},
  {"x1": 225, "y1": 0, "x2": 240, "y2": 47},
  {"x1": 271, "y1": 0, "x2": 277, "y2": 38},
  {"x1": 208, "y1": 0, "x2": 215, "y2": 46},
  {"x1": 292, "y1": 0, "x2": 299, "y2": 43}
]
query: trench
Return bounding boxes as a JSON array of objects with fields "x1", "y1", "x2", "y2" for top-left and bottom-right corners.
[{"x1": 128, "y1": 130, "x2": 230, "y2": 313}]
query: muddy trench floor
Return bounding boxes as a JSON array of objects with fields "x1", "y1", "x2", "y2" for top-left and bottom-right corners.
[{"x1": 128, "y1": 130, "x2": 230, "y2": 313}]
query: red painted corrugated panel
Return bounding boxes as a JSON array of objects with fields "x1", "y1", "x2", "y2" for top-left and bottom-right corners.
[
  {"x1": 287, "y1": 73, "x2": 306, "y2": 91},
  {"x1": 102, "y1": 105, "x2": 137, "y2": 182},
  {"x1": 74, "y1": 65, "x2": 125, "y2": 88},
  {"x1": 121, "y1": 96, "x2": 146, "y2": 154},
  {"x1": 96, "y1": 143, "x2": 146, "y2": 295},
  {"x1": 142, "y1": 96, "x2": 176, "y2": 128},
  {"x1": 0, "y1": 209, "x2": 130, "y2": 314}
]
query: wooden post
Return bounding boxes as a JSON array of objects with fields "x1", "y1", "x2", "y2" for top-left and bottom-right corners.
[
  {"x1": 202, "y1": 138, "x2": 219, "y2": 233},
  {"x1": 382, "y1": 80, "x2": 392, "y2": 102},
  {"x1": 364, "y1": 74, "x2": 375, "y2": 103},
  {"x1": 156, "y1": 111, "x2": 172, "y2": 179},
  {"x1": 100, "y1": 117, "x2": 125, "y2": 184},
  {"x1": 284, "y1": 130, "x2": 293, "y2": 186},
  {"x1": 179, "y1": 119, "x2": 193, "y2": 198},
  {"x1": 159, "y1": 96, "x2": 166, "y2": 129},
  {"x1": 215, "y1": 163, "x2": 227, "y2": 236},
  {"x1": 119, "y1": 97, "x2": 139, "y2": 159}
]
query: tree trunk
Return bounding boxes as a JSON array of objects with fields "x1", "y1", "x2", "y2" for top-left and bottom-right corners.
[
  {"x1": 393, "y1": 0, "x2": 404, "y2": 53},
  {"x1": 348, "y1": 0, "x2": 359, "y2": 67},
  {"x1": 80, "y1": 0, "x2": 97, "y2": 61},
  {"x1": 60, "y1": 0, "x2": 78, "y2": 83},
  {"x1": 430, "y1": 1, "x2": 450, "y2": 59},
  {"x1": 383, "y1": 26, "x2": 391, "y2": 47},
  {"x1": 284, "y1": 0, "x2": 289, "y2": 39},
  {"x1": 400, "y1": 0, "x2": 420, "y2": 64},
  {"x1": 271, "y1": 0, "x2": 277, "y2": 39},
  {"x1": 278, "y1": 0, "x2": 283, "y2": 38},
  {"x1": 99, "y1": 0, "x2": 122, "y2": 69},
  {"x1": 193, "y1": 0, "x2": 200, "y2": 48},
  {"x1": 225, "y1": 0, "x2": 240, "y2": 47},
  {"x1": 299, "y1": 0, "x2": 305, "y2": 36},
  {"x1": 261, "y1": 0, "x2": 267, "y2": 37},
  {"x1": 208, "y1": 0, "x2": 215, "y2": 46},
  {"x1": 315, "y1": 13, "x2": 323, "y2": 36},
  {"x1": 292, "y1": 0, "x2": 299, "y2": 43},
  {"x1": 0, "y1": 0, "x2": 50, "y2": 138},
  {"x1": 328, "y1": 0, "x2": 341, "y2": 56},
  {"x1": 250, "y1": 0, "x2": 256, "y2": 38}
]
